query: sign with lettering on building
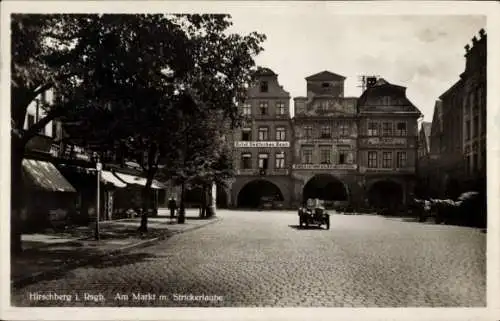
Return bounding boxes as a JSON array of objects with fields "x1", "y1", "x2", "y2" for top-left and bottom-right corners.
[
  {"x1": 234, "y1": 141, "x2": 290, "y2": 148},
  {"x1": 292, "y1": 164, "x2": 357, "y2": 170},
  {"x1": 365, "y1": 137, "x2": 407, "y2": 146}
]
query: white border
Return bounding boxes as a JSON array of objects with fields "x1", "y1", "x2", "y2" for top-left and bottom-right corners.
[{"x1": 1, "y1": 1, "x2": 499, "y2": 321}]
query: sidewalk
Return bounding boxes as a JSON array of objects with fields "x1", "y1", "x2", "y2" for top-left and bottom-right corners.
[{"x1": 11, "y1": 209, "x2": 220, "y2": 288}]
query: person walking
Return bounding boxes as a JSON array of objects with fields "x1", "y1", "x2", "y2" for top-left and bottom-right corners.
[{"x1": 168, "y1": 197, "x2": 177, "y2": 219}]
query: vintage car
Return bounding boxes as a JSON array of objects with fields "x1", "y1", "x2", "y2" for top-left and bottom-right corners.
[{"x1": 298, "y1": 199, "x2": 330, "y2": 229}]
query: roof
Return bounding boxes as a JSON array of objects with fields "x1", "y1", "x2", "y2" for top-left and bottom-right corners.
[
  {"x1": 305, "y1": 70, "x2": 346, "y2": 81},
  {"x1": 421, "y1": 121, "x2": 432, "y2": 151},
  {"x1": 422, "y1": 122, "x2": 432, "y2": 138},
  {"x1": 23, "y1": 159, "x2": 76, "y2": 192},
  {"x1": 255, "y1": 67, "x2": 277, "y2": 77},
  {"x1": 439, "y1": 79, "x2": 463, "y2": 100},
  {"x1": 357, "y1": 78, "x2": 421, "y2": 114}
]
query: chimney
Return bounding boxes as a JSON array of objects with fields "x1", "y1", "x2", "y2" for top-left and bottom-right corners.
[{"x1": 366, "y1": 76, "x2": 377, "y2": 88}]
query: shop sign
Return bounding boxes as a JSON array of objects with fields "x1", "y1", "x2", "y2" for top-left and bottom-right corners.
[
  {"x1": 234, "y1": 141, "x2": 290, "y2": 148},
  {"x1": 292, "y1": 164, "x2": 357, "y2": 170}
]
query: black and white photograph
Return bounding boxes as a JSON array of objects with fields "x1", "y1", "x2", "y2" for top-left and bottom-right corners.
[{"x1": 1, "y1": 1, "x2": 499, "y2": 320}]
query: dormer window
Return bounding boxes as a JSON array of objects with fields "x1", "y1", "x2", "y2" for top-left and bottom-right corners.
[{"x1": 260, "y1": 81, "x2": 269, "y2": 93}]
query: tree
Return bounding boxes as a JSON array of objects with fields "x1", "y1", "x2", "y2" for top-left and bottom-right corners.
[
  {"x1": 49, "y1": 14, "x2": 266, "y2": 231},
  {"x1": 10, "y1": 14, "x2": 101, "y2": 252}
]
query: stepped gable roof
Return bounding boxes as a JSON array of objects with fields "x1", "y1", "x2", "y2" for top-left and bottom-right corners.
[
  {"x1": 357, "y1": 78, "x2": 421, "y2": 114},
  {"x1": 305, "y1": 70, "x2": 346, "y2": 81}
]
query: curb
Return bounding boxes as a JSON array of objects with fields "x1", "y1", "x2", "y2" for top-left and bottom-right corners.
[{"x1": 12, "y1": 217, "x2": 222, "y2": 288}]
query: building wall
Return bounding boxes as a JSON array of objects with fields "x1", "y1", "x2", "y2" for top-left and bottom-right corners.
[
  {"x1": 357, "y1": 80, "x2": 421, "y2": 208},
  {"x1": 290, "y1": 74, "x2": 359, "y2": 208},
  {"x1": 462, "y1": 30, "x2": 487, "y2": 180},
  {"x1": 424, "y1": 29, "x2": 487, "y2": 198},
  {"x1": 229, "y1": 68, "x2": 293, "y2": 207}
]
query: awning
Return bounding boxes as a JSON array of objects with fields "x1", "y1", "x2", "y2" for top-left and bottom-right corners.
[
  {"x1": 113, "y1": 172, "x2": 165, "y2": 189},
  {"x1": 101, "y1": 170, "x2": 127, "y2": 188},
  {"x1": 22, "y1": 159, "x2": 76, "y2": 192}
]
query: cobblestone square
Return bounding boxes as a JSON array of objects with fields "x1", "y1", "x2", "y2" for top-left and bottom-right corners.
[{"x1": 11, "y1": 210, "x2": 486, "y2": 307}]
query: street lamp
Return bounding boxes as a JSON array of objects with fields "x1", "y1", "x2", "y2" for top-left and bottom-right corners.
[{"x1": 94, "y1": 153, "x2": 102, "y2": 240}]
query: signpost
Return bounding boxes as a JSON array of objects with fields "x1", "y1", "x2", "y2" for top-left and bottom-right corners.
[{"x1": 95, "y1": 161, "x2": 102, "y2": 240}]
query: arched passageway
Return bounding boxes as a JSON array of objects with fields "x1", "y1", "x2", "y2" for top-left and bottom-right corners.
[
  {"x1": 367, "y1": 180, "x2": 404, "y2": 211},
  {"x1": 302, "y1": 174, "x2": 348, "y2": 205},
  {"x1": 237, "y1": 180, "x2": 284, "y2": 208}
]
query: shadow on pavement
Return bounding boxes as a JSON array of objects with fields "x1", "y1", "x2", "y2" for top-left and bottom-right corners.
[
  {"x1": 11, "y1": 249, "x2": 158, "y2": 288},
  {"x1": 288, "y1": 224, "x2": 326, "y2": 230}
]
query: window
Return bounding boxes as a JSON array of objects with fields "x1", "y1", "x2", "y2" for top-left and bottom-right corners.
[
  {"x1": 258, "y1": 127, "x2": 268, "y2": 141},
  {"x1": 466, "y1": 120, "x2": 471, "y2": 141},
  {"x1": 258, "y1": 153, "x2": 269, "y2": 169},
  {"x1": 477, "y1": 88, "x2": 482, "y2": 108},
  {"x1": 242, "y1": 103, "x2": 251, "y2": 116},
  {"x1": 320, "y1": 126, "x2": 331, "y2": 138},
  {"x1": 304, "y1": 126, "x2": 313, "y2": 139},
  {"x1": 320, "y1": 148, "x2": 331, "y2": 164},
  {"x1": 368, "y1": 151, "x2": 378, "y2": 168},
  {"x1": 322, "y1": 82, "x2": 330, "y2": 88},
  {"x1": 382, "y1": 122, "x2": 393, "y2": 136},
  {"x1": 470, "y1": 92, "x2": 475, "y2": 111},
  {"x1": 396, "y1": 152, "x2": 407, "y2": 168},
  {"x1": 382, "y1": 152, "x2": 393, "y2": 168},
  {"x1": 241, "y1": 153, "x2": 252, "y2": 169},
  {"x1": 473, "y1": 116, "x2": 479, "y2": 138},
  {"x1": 302, "y1": 149, "x2": 313, "y2": 164},
  {"x1": 472, "y1": 153, "x2": 478, "y2": 173},
  {"x1": 339, "y1": 121, "x2": 349, "y2": 136},
  {"x1": 27, "y1": 114, "x2": 35, "y2": 128},
  {"x1": 260, "y1": 81, "x2": 269, "y2": 93},
  {"x1": 338, "y1": 152, "x2": 346, "y2": 165},
  {"x1": 276, "y1": 127, "x2": 286, "y2": 141},
  {"x1": 259, "y1": 101, "x2": 268, "y2": 115},
  {"x1": 368, "y1": 122, "x2": 379, "y2": 136},
  {"x1": 275, "y1": 152, "x2": 285, "y2": 169},
  {"x1": 242, "y1": 128, "x2": 251, "y2": 141},
  {"x1": 396, "y1": 122, "x2": 407, "y2": 136},
  {"x1": 276, "y1": 102, "x2": 285, "y2": 115}
]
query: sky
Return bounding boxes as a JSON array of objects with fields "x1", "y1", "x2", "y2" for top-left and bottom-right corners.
[{"x1": 228, "y1": 13, "x2": 486, "y2": 123}]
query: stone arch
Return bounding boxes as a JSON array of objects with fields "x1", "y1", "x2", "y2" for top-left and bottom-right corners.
[
  {"x1": 302, "y1": 174, "x2": 349, "y2": 206},
  {"x1": 366, "y1": 179, "x2": 404, "y2": 211},
  {"x1": 236, "y1": 179, "x2": 286, "y2": 208}
]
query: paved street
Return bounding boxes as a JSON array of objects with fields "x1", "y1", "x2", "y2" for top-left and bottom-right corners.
[{"x1": 11, "y1": 210, "x2": 486, "y2": 307}]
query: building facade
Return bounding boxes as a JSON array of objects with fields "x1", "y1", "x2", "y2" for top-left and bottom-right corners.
[
  {"x1": 291, "y1": 71, "x2": 359, "y2": 209},
  {"x1": 228, "y1": 67, "x2": 293, "y2": 208},
  {"x1": 357, "y1": 78, "x2": 422, "y2": 211},
  {"x1": 461, "y1": 29, "x2": 486, "y2": 191},
  {"x1": 422, "y1": 28, "x2": 486, "y2": 198}
]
